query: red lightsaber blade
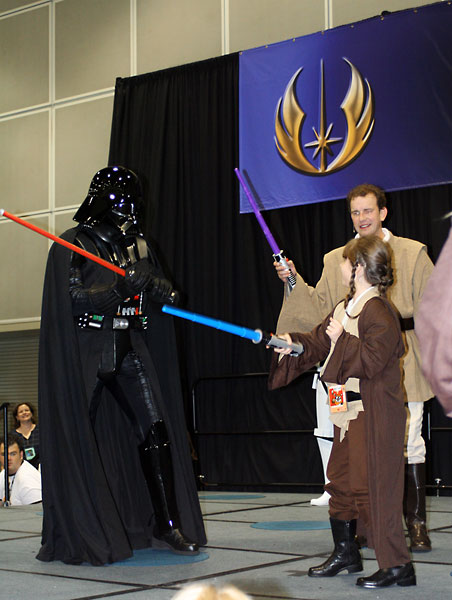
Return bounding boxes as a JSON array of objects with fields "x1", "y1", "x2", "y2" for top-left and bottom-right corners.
[{"x1": 0, "y1": 209, "x2": 126, "y2": 277}]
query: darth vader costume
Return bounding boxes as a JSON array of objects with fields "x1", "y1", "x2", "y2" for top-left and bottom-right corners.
[{"x1": 37, "y1": 166, "x2": 206, "y2": 565}]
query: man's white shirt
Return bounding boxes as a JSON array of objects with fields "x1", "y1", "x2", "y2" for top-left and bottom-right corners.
[{"x1": 0, "y1": 460, "x2": 42, "y2": 505}]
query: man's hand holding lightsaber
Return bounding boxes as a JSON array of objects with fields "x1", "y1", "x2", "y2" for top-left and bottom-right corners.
[
  {"x1": 234, "y1": 168, "x2": 297, "y2": 291},
  {"x1": 273, "y1": 256, "x2": 298, "y2": 287}
]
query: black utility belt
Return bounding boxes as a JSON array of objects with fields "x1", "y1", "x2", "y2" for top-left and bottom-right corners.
[
  {"x1": 76, "y1": 313, "x2": 148, "y2": 330},
  {"x1": 321, "y1": 381, "x2": 360, "y2": 401},
  {"x1": 399, "y1": 316, "x2": 414, "y2": 331}
]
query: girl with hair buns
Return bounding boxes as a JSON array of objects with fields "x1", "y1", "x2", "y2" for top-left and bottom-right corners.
[{"x1": 269, "y1": 235, "x2": 415, "y2": 589}]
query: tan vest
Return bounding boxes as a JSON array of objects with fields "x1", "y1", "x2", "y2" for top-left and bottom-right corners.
[
  {"x1": 321, "y1": 287, "x2": 380, "y2": 440},
  {"x1": 321, "y1": 286, "x2": 380, "y2": 392}
]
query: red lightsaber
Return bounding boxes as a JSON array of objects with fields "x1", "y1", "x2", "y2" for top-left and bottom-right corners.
[{"x1": 0, "y1": 209, "x2": 126, "y2": 277}]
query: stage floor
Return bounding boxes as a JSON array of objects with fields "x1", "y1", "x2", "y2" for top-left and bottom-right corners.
[{"x1": 1, "y1": 492, "x2": 451, "y2": 599}]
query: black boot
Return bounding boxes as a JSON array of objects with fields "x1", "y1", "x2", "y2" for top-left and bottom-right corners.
[
  {"x1": 308, "y1": 518, "x2": 363, "y2": 577},
  {"x1": 404, "y1": 463, "x2": 432, "y2": 552},
  {"x1": 356, "y1": 562, "x2": 416, "y2": 588},
  {"x1": 139, "y1": 422, "x2": 199, "y2": 555}
]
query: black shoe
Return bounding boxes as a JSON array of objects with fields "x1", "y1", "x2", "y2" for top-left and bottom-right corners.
[
  {"x1": 356, "y1": 562, "x2": 416, "y2": 588},
  {"x1": 408, "y1": 520, "x2": 432, "y2": 553},
  {"x1": 153, "y1": 528, "x2": 199, "y2": 555}
]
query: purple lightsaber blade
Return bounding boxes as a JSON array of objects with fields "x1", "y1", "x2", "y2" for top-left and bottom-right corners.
[
  {"x1": 235, "y1": 168, "x2": 280, "y2": 254},
  {"x1": 234, "y1": 168, "x2": 297, "y2": 290}
]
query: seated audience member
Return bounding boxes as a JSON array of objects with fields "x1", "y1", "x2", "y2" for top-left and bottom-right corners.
[
  {"x1": 0, "y1": 433, "x2": 42, "y2": 505},
  {"x1": 12, "y1": 402, "x2": 40, "y2": 469},
  {"x1": 415, "y1": 226, "x2": 452, "y2": 417},
  {"x1": 172, "y1": 584, "x2": 251, "y2": 600}
]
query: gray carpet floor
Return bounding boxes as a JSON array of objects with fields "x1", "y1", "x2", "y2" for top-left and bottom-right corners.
[{"x1": 1, "y1": 492, "x2": 451, "y2": 599}]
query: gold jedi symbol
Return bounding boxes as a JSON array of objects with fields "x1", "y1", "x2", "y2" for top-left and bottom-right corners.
[{"x1": 274, "y1": 58, "x2": 375, "y2": 174}]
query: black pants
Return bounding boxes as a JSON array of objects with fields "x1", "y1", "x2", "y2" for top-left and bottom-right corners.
[{"x1": 90, "y1": 329, "x2": 162, "y2": 443}]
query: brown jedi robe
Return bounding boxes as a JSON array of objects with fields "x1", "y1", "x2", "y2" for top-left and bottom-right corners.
[
  {"x1": 276, "y1": 232, "x2": 433, "y2": 403},
  {"x1": 269, "y1": 296, "x2": 411, "y2": 568}
]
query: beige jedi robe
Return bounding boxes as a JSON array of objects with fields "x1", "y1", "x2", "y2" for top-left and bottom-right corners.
[{"x1": 276, "y1": 232, "x2": 433, "y2": 402}]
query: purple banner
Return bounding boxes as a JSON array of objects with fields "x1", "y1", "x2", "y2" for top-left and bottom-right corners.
[{"x1": 239, "y1": 2, "x2": 452, "y2": 212}]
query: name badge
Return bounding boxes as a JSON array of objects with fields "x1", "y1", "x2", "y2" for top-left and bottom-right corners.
[
  {"x1": 24, "y1": 447, "x2": 36, "y2": 461},
  {"x1": 328, "y1": 384, "x2": 348, "y2": 413}
]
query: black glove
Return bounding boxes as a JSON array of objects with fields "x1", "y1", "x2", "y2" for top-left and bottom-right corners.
[
  {"x1": 148, "y1": 276, "x2": 180, "y2": 305},
  {"x1": 124, "y1": 259, "x2": 180, "y2": 304},
  {"x1": 124, "y1": 259, "x2": 153, "y2": 294}
]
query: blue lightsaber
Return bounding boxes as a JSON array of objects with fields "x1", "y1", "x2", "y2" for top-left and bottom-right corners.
[{"x1": 162, "y1": 305, "x2": 304, "y2": 356}]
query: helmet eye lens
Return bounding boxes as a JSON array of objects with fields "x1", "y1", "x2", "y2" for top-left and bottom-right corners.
[{"x1": 112, "y1": 198, "x2": 138, "y2": 216}]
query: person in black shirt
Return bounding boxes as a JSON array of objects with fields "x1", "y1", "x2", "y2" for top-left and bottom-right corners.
[{"x1": 12, "y1": 402, "x2": 40, "y2": 469}]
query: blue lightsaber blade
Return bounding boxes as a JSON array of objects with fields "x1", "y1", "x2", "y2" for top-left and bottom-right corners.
[{"x1": 162, "y1": 305, "x2": 304, "y2": 356}]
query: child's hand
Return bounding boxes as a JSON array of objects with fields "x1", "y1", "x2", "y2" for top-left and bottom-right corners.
[
  {"x1": 326, "y1": 317, "x2": 343, "y2": 343},
  {"x1": 267, "y1": 332, "x2": 293, "y2": 355}
]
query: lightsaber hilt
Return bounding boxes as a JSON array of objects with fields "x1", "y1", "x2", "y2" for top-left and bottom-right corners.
[
  {"x1": 253, "y1": 329, "x2": 304, "y2": 356},
  {"x1": 273, "y1": 251, "x2": 296, "y2": 291}
]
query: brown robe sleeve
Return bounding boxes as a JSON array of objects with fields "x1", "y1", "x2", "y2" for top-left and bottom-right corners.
[
  {"x1": 276, "y1": 247, "x2": 345, "y2": 334},
  {"x1": 268, "y1": 314, "x2": 332, "y2": 390}
]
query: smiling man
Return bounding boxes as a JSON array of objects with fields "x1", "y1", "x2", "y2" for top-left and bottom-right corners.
[
  {"x1": 275, "y1": 183, "x2": 434, "y2": 553},
  {"x1": 348, "y1": 187, "x2": 387, "y2": 237},
  {"x1": 0, "y1": 433, "x2": 41, "y2": 505}
]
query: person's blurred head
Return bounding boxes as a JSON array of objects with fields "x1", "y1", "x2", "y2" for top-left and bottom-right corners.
[
  {"x1": 172, "y1": 584, "x2": 251, "y2": 600},
  {"x1": 13, "y1": 402, "x2": 36, "y2": 428},
  {"x1": 0, "y1": 434, "x2": 25, "y2": 475}
]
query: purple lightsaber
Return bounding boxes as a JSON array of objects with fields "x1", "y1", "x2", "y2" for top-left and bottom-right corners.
[{"x1": 234, "y1": 168, "x2": 297, "y2": 290}]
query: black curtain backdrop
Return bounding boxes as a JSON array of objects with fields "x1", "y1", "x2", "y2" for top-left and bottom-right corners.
[{"x1": 109, "y1": 53, "x2": 452, "y2": 494}]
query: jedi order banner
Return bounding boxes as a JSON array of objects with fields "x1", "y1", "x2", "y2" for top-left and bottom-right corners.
[{"x1": 239, "y1": 2, "x2": 452, "y2": 212}]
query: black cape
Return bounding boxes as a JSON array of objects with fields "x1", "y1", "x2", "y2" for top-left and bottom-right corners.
[{"x1": 37, "y1": 227, "x2": 206, "y2": 565}]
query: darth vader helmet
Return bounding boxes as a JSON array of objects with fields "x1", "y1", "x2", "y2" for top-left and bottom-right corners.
[{"x1": 73, "y1": 166, "x2": 144, "y2": 234}]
